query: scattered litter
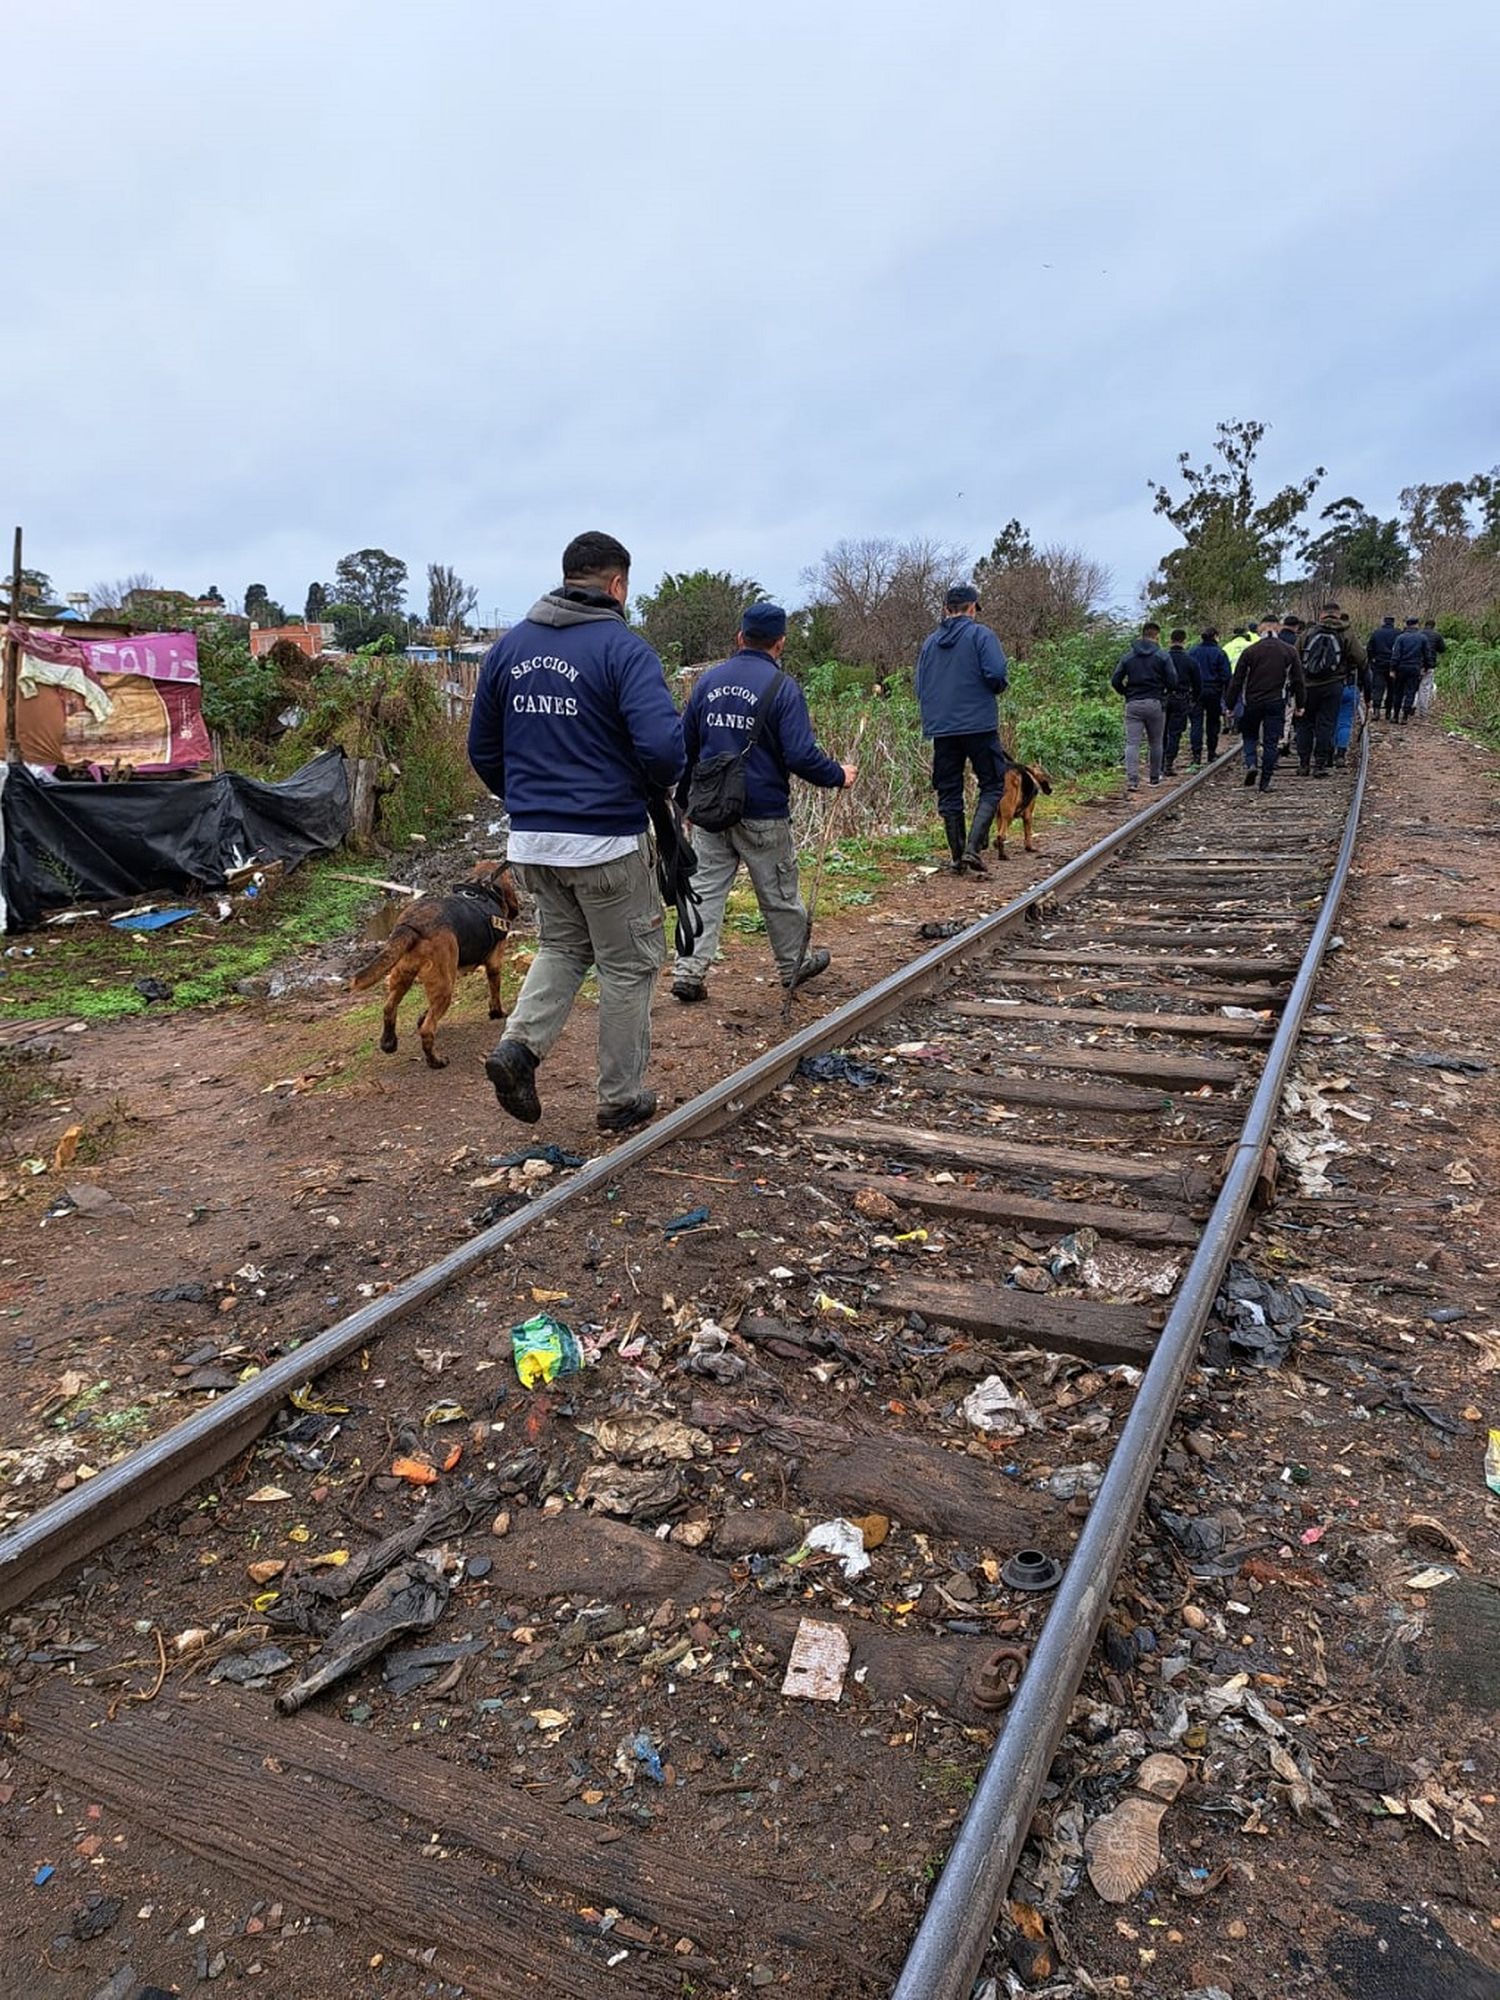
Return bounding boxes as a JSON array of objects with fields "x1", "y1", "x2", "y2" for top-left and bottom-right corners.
[
  {"x1": 1081, "y1": 1244, "x2": 1180, "y2": 1297},
  {"x1": 684, "y1": 1317, "x2": 744, "y2": 1384},
  {"x1": 781, "y1": 1617, "x2": 851, "y2": 1702},
  {"x1": 798, "y1": 1518, "x2": 872, "y2": 1579},
  {"x1": 917, "y1": 920, "x2": 966, "y2": 940},
  {"x1": 1403, "y1": 1049, "x2": 1489, "y2": 1075},
  {"x1": 1208, "y1": 1261, "x2": 1304, "y2": 1368},
  {"x1": 1487, "y1": 1430, "x2": 1500, "y2": 1498},
  {"x1": 132, "y1": 978, "x2": 175, "y2": 1004},
  {"x1": 246, "y1": 1485, "x2": 292, "y2": 1505},
  {"x1": 276, "y1": 1555, "x2": 448, "y2": 1714},
  {"x1": 961, "y1": 1375, "x2": 1040, "y2": 1436},
  {"x1": 1407, "y1": 1566, "x2": 1458, "y2": 1591},
  {"x1": 614, "y1": 1729, "x2": 666, "y2": 1784},
  {"x1": 1001, "y1": 1549, "x2": 1063, "y2": 1593},
  {"x1": 490, "y1": 1143, "x2": 585, "y2": 1170},
  {"x1": 577, "y1": 1463, "x2": 682, "y2": 1519},
  {"x1": 814, "y1": 1291, "x2": 858, "y2": 1320},
  {"x1": 209, "y1": 1644, "x2": 295, "y2": 1687},
  {"x1": 511, "y1": 1312, "x2": 583, "y2": 1388},
  {"x1": 1047, "y1": 1228, "x2": 1096, "y2": 1278},
  {"x1": 112, "y1": 909, "x2": 196, "y2": 932},
  {"x1": 1044, "y1": 1463, "x2": 1102, "y2": 1501},
  {"x1": 662, "y1": 1206, "x2": 710, "y2": 1238},
  {"x1": 796, "y1": 1052, "x2": 882, "y2": 1087},
  {"x1": 1084, "y1": 1752, "x2": 1188, "y2": 1903},
  {"x1": 579, "y1": 1414, "x2": 711, "y2": 1463},
  {"x1": 390, "y1": 1456, "x2": 439, "y2": 1486},
  {"x1": 51, "y1": 1125, "x2": 84, "y2": 1173}
]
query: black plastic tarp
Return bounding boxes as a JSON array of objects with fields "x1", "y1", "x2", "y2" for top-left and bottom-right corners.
[{"x1": 0, "y1": 748, "x2": 350, "y2": 930}]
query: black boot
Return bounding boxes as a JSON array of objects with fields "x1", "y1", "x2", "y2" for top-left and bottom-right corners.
[
  {"x1": 941, "y1": 811, "x2": 968, "y2": 874},
  {"x1": 961, "y1": 796, "x2": 998, "y2": 874}
]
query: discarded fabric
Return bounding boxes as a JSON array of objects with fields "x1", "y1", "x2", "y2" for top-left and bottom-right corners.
[
  {"x1": 489, "y1": 1143, "x2": 585, "y2": 1170},
  {"x1": 662, "y1": 1205, "x2": 710, "y2": 1237},
  {"x1": 796, "y1": 1052, "x2": 882, "y2": 1087}
]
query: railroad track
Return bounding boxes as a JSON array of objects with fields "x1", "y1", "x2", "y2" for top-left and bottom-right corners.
[{"x1": 1, "y1": 740, "x2": 1368, "y2": 1999}]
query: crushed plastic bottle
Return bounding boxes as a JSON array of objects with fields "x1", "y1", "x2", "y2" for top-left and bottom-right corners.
[{"x1": 1486, "y1": 1428, "x2": 1500, "y2": 1497}]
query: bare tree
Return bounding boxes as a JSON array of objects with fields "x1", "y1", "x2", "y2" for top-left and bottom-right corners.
[
  {"x1": 975, "y1": 536, "x2": 1111, "y2": 654},
  {"x1": 88, "y1": 572, "x2": 157, "y2": 615},
  {"x1": 426, "y1": 562, "x2": 479, "y2": 639},
  {"x1": 801, "y1": 536, "x2": 968, "y2": 672}
]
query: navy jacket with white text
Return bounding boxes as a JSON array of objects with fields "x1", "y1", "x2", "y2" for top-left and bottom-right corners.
[
  {"x1": 680, "y1": 649, "x2": 845, "y2": 822},
  {"x1": 467, "y1": 589, "x2": 684, "y2": 835}
]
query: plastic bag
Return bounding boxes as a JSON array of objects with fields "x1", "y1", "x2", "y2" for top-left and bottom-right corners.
[{"x1": 510, "y1": 1311, "x2": 583, "y2": 1388}]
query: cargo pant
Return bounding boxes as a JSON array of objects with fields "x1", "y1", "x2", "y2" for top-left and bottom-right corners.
[
  {"x1": 673, "y1": 816, "x2": 807, "y2": 990},
  {"x1": 508, "y1": 836, "x2": 664, "y2": 1114},
  {"x1": 1123, "y1": 697, "x2": 1165, "y2": 789}
]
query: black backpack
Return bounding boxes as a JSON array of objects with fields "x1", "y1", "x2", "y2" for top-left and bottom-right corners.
[
  {"x1": 1302, "y1": 628, "x2": 1343, "y2": 682},
  {"x1": 685, "y1": 672, "x2": 785, "y2": 832}
]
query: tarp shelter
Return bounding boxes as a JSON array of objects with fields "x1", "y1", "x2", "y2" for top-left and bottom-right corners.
[
  {"x1": 0, "y1": 748, "x2": 351, "y2": 930},
  {"x1": 3, "y1": 624, "x2": 212, "y2": 773}
]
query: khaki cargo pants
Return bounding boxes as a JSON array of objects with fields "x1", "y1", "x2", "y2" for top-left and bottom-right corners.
[
  {"x1": 674, "y1": 816, "x2": 808, "y2": 989},
  {"x1": 507, "y1": 836, "x2": 664, "y2": 1113}
]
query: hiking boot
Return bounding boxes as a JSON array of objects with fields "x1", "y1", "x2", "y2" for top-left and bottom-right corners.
[
  {"x1": 783, "y1": 947, "x2": 831, "y2": 990},
  {"x1": 959, "y1": 848, "x2": 990, "y2": 875},
  {"x1": 597, "y1": 1091, "x2": 657, "y2": 1134},
  {"x1": 1258, "y1": 777, "x2": 1274, "y2": 792},
  {"x1": 1298, "y1": 761, "x2": 1311, "y2": 777},
  {"x1": 1243, "y1": 769, "x2": 1258, "y2": 788},
  {"x1": 485, "y1": 1039, "x2": 541, "y2": 1124},
  {"x1": 671, "y1": 977, "x2": 707, "y2": 1004}
]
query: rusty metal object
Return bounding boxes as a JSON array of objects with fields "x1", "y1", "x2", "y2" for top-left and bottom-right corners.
[{"x1": 971, "y1": 1644, "x2": 1029, "y2": 1713}]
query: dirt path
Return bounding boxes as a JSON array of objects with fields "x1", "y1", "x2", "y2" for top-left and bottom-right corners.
[{"x1": 0, "y1": 785, "x2": 1142, "y2": 1520}]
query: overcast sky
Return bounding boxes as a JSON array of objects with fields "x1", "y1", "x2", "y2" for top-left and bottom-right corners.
[{"x1": 6, "y1": 0, "x2": 1497, "y2": 625}]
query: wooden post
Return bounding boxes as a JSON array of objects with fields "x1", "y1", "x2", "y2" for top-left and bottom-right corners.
[{"x1": 4, "y1": 526, "x2": 21, "y2": 765}]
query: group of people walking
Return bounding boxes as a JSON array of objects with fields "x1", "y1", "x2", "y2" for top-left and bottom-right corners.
[{"x1": 1112, "y1": 605, "x2": 1445, "y2": 794}]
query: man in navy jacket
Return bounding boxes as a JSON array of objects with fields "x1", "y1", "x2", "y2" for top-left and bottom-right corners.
[
  {"x1": 468, "y1": 530, "x2": 684, "y2": 1132},
  {"x1": 672, "y1": 603, "x2": 855, "y2": 1002},
  {"x1": 1187, "y1": 627, "x2": 1233, "y2": 762},
  {"x1": 915, "y1": 583, "x2": 1010, "y2": 874}
]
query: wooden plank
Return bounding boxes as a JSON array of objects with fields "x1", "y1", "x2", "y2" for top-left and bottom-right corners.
[
  {"x1": 985, "y1": 973, "x2": 1289, "y2": 1006},
  {"x1": 873, "y1": 1274, "x2": 1160, "y2": 1367},
  {"x1": 808, "y1": 1118, "x2": 1187, "y2": 1185},
  {"x1": 999, "y1": 950, "x2": 1298, "y2": 978},
  {"x1": 931, "y1": 1041, "x2": 1246, "y2": 1090},
  {"x1": 914, "y1": 1070, "x2": 1182, "y2": 1114},
  {"x1": 825, "y1": 1168, "x2": 1201, "y2": 1246},
  {"x1": 21, "y1": 1680, "x2": 857, "y2": 1996},
  {"x1": 945, "y1": 1001, "x2": 1272, "y2": 1041}
]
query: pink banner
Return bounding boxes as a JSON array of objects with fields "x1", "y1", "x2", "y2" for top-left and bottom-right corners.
[{"x1": 6, "y1": 625, "x2": 202, "y2": 684}]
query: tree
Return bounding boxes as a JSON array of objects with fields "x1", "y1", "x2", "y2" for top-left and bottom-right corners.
[
  {"x1": 1303, "y1": 498, "x2": 1408, "y2": 593},
  {"x1": 973, "y1": 522, "x2": 1110, "y2": 653},
  {"x1": 1149, "y1": 419, "x2": 1324, "y2": 619},
  {"x1": 0, "y1": 567, "x2": 57, "y2": 614},
  {"x1": 800, "y1": 536, "x2": 967, "y2": 673},
  {"x1": 304, "y1": 581, "x2": 328, "y2": 623},
  {"x1": 634, "y1": 569, "x2": 763, "y2": 668},
  {"x1": 200, "y1": 584, "x2": 225, "y2": 605},
  {"x1": 88, "y1": 573, "x2": 157, "y2": 615},
  {"x1": 426, "y1": 562, "x2": 479, "y2": 639},
  {"x1": 334, "y1": 548, "x2": 408, "y2": 620},
  {"x1": 243, "y1": 583, "x2": 287, "y2": 627},
  {"x1": 1397, "y1": 469, "x2": 1500, "y2": 620}
]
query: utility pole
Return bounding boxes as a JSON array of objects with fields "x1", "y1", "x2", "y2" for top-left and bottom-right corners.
[{"x1": 4, "y1": 526, "x2": 22, "y2": 765}]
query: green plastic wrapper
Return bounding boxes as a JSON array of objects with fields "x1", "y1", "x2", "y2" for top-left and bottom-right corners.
[{"x1": 511, "y1": 1311, "x2": 583, "y2": 1389}]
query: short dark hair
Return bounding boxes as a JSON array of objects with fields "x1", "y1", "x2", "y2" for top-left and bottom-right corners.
[
  {"x1": 1423, "y1": 616, "x2": 1436, "y2": 626},
  {"x1": 1321, "y1": 600, "x2": 1341, "y2": 614},
  {"x1": 1201, "y1": 626, "x2": 1219, "y2": 641},
  {"x1": 561, "y1": 531, "x2": 631, "y2": 582},
  {"x1": 1169, "y1": 628, "x2": 1186, "y2": 644},
  {"x1": 1142, "y1": 620, "x2": 1161, "y2": 637}
]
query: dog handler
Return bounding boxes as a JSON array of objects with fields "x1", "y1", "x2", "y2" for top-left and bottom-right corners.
[
  {"x1": 914, "y1": 583, "x2": 1010, "y2": 875},
  {"x1": 468, "y1": 531, "x2": 684, "y2": 1133},
  {"x1": 671, "y1": 602, "x2": 855, "y2": 1004}
]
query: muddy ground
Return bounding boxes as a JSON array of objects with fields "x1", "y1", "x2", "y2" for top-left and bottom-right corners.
[{"x1": 1, "y1": 728, "x2": 1498, "y2": 2000}]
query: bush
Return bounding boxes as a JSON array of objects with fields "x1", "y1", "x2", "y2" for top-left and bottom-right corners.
[{"x1": 1435, "y1": 638, "x2": 1500, "y2": 747}]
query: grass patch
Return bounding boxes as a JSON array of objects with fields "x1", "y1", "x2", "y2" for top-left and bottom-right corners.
[{"x1": 0, "y1": 861, "x2": 380, "y2": 1024}]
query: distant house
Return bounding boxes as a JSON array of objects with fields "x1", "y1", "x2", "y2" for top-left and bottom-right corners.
[{"x1": 249, "y1": 621, "x2": 332, "y2": 660}]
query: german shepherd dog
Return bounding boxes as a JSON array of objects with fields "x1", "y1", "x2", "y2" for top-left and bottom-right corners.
[
  {"x1": 350, "y1": 860, "x2": 520, "y2": 1069},
  {"x1": 994, "y1": 761, "x2": 1053, "y2": 860}
]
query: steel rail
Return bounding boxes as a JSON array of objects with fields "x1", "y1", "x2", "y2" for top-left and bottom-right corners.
[
  {"x1": 891, "y1": 729, "x2": 1371, "y2": 2000},
  {"x1": 0, "y1": 760, "x2": 1223, "y2": 1613}
]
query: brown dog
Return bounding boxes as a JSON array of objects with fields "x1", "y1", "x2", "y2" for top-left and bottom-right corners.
[
  {"x1": 350, "y1": 860, "x2": 520, "y2": 1069},
  {"x1": 994, "y1": 761, "x2": 1053, "y2": 859}
]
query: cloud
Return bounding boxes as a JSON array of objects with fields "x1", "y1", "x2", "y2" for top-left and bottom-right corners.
[{"x1": 3, "y1": 0, "x2": 1495, "y2": 622}]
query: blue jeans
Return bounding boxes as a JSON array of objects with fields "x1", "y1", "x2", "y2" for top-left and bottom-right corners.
[
  {"x1": 1334, "y1": 683, "x2": 1360, "y2": 751},
  {"x1": 1241, "y1": 697, "x2": 1286, "y2": 786}
]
